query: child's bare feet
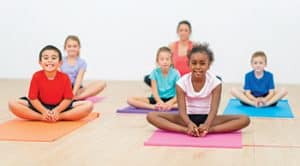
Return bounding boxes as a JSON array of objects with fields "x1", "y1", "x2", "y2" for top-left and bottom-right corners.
[
  {"x1": 257, "y1": 101, "x2": 264, "y2": 107},
  {"x1": 198, "y1": 124, "x2": 209, "y2": 137},
  {"x1": 199, "y1": 130, "x2": 208, "y2": 137},
  {"x1": 187, "y1": 123, "x2": 199, "y2": 137}
]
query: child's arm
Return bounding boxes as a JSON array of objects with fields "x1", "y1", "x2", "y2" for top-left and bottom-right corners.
[
  {"x1": 30, "y1": 99, "x2": 49, "y2": 114},
  {"x1": 176, "y1": 85, "x2": 190, "y2": 124},
  {"x1": 204, "y1": 84, "x2": 222, "y2": 129},
  {"x1": 73, "y1": 69, "x2": 85, "y2": 95},
  {"x1": 30, "y1": 99, "x2": 52, "y2": 121},
  {"x1": 166, "y1": 97, "x2": 177, "y2": 105},
  {"x1": 162, "y1": 96, "x2": 177, "y2": 111},
  {"x1": 52, "y1": 99, "x2": 72, "y2": 113},
  {"x1": 151, "y1": 79, "x2": 164, "y2": 104}
]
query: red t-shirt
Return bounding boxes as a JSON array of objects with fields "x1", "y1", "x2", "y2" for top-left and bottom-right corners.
[
  {"x1": 172, "y1": 41, "x2": 193, "y2": 76},
  {"x1": 28, "y1": 70, "x2": 74, "y2": 105}
]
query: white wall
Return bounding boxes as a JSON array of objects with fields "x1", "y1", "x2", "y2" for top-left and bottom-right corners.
[{"x1": 1, "y1": 0, "x2": 299, "y2": 84}]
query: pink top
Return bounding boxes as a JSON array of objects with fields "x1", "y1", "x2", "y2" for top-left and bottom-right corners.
[
  {"x1": 172, "y1": 41, "x2": 193, "y2": 76},
  {"x1": 176, "y1": 71, "x2": 221, "y2": 114}
]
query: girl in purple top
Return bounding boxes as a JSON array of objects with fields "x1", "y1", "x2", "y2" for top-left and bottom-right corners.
[{"x1": 61, "y1": 35, "x2": 106, "y2": 100}]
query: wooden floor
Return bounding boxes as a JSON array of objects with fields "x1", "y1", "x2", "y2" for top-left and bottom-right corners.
[{"x1": 0, "y1": 80, "x2": 299, "y2": 166}]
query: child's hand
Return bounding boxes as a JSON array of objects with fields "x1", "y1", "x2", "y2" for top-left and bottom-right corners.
[
  {"x1": 164, "y1": 102, "x2": 173, "y2": 111},
  {"x1": 159, "y1": 103, "x2": 171, "y2": 111},
  {"x1": 256, "y1": 97, "x2": 266, "y2": 107},
  {"x1": 46, "y1": 110, "x2": 58, "y2": 122},
  {"x1": 187, "y1": 122, "x2": 200, "y2": 137},
  {"x1": 260, "y1": 98, "x2": 268, "y2": 106},
  {"x1": 41, "y1": 112, "x2": 49, "y2": 121},
  {"x1": 155, "y1": 102, "x2": 167, "y2": 111},
  {"x1": 155, "y1": 103, "x2": 163, "y2": 111},
  {"x1": 51, "y1": 110, "x2": 60, "y2": 122},
  {"x1": 198, "y1": 124, "x2": 209, "y2": 137},
  {"x1": 253, "y1": 98, "x2": 261, "y2": 107},
  {"x1": 42, "y1": 110, "x2": 53, "y2": 122}
]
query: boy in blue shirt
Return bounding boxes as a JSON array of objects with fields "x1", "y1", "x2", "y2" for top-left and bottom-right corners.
[{"x1": 231, "y1": 51, "x2": 287, "y2": 107}]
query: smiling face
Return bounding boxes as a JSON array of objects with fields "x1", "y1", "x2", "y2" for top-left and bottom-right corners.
[
  {"x1": 251, "y1": 56, "x2": 266, "y2": 73},
  {"x1": 39, "y1": 49, "x2": 61, "y2": 72},
  {"x1": 157, "y1": 51, "x2": 172, "y2": 71},
  {"x1": 177, "y1": 23, "x2": 191, "y2": 41},
  {"x1": 189, "y1": 52, "x2": 211, "y2": 79},
  {"x1": 64, "y1": 39, "x2": 80, "y2": 57}
]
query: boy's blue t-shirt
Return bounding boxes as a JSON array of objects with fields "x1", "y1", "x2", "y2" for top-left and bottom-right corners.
[
  {"x1": 243, "y1": 70, "x2": 275, "y2": 97},
  {"x1": 149, "y1": 67, "x2": 180, "y2": 99}
]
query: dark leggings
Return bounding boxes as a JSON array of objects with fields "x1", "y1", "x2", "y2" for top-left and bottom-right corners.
[
  {"x1": 188, "y1": 114, "x2": 208, "y2": 126},
  {"x1": 144, "y1": 75, "x2": 151, "y2": 87},
  {"x1": 20, "y1": 97, "x2": 74, "y2": 114},
  {"x1": 240, "y1": 92, "x2": 278, "y2": 107}
]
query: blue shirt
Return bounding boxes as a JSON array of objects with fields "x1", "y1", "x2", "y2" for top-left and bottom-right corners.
[
  {"x1": 149, "y1": 67, "x2": 180, "y2": 98},
  {"x1": 60, "y1": 56, "x2": 87, "y2": 84},
  {"x1": 244, "y1": 70, "x2": 275, "y2": 97}
]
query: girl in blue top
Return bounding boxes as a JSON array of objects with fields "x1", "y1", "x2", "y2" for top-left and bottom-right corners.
[
  {"x1": 231, "y1": 51, "x2": 287, "y2": 107},
  {"x1": 127, "y1": 47, "x2": 180, "y2": 111},
  {"x1": 61, "y1": 35, "x2": 106, "y2": 100}
]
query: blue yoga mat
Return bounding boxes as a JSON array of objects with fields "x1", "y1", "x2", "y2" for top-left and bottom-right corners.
[{"x1": 223, "y1": 99, "x2": 293, "y2": 118}]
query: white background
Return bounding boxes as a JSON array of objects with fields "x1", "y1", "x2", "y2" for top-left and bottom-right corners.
[{"x1": 1, "y1": 0, "x2": 299, "y2": 84}]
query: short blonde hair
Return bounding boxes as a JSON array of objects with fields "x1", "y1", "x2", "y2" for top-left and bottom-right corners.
[{"x1": 251, "y1": 51, "x2": 267, "y2": 64}]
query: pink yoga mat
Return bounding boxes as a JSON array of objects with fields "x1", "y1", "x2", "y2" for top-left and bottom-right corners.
[
  {"x1": 85, "y1": 96, "x2": 105, "y2": 103},
  {"x1": 144, "y1": 130, "x2": 242, "y2": 148}
]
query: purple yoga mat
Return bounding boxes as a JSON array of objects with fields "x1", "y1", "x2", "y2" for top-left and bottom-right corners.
[
  {"x1": 116, "y1": 106, "x2": 178, "y2": 114},
  {"x1": 144, "y1": 130, "x2": 242, "y2": 148}
]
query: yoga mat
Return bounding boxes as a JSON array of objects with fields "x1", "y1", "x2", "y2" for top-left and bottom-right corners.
[
  {"x1": 223, "y1": 99, "x2": 293, "y2": 118},
  {"x1": 0, "y1": 112, "x2": 99, "y2": 142},
  {"x1": 85, "y1": 96, "x2": 105, "y2": 103},
  {"x1": 116, "y1": 106, "x2": 178, "y2": 114},
  {"x1": 144, "y1": 130, "x2": 242, "y2": 148}
]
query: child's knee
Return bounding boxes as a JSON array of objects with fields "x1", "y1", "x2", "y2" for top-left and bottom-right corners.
[
  {"x1": 241, "y1": 115, "x2": 250, "y2": 127},
  {"x1": 8, "y1": 100, "x2": 17, "y2": 110},
  {"x1": 86, "y1": 101, "x2": 93, "y2": 110},
  {"x1": 97, "y1": 81, "x2": 106, "y2": 88},
  {"x1": 127, "y1": 97, "x2": 134, "y2": 105},
  {"x1": 146, "y1": 112, "x2": 157, "y2": 123},
  {"x1": 8, "y1": 100, "x2": 25, "y2": 117},
  {"x1": 230, "y1": 88, "x2": 238, "y2": 96},
  {"x1": 281, "y1": 88, "x2": 288, "y2": 96},
  {"x1": 101, "y1": 81, "x2": 107, "y2": 88},
  {"x1": 82, "y1": 101, "x2": 93, "y2": 113}
]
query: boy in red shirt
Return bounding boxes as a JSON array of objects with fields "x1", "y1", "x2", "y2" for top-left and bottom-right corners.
[{"x1": 8, "y1": 45, "x2": 93, "y2": 122}]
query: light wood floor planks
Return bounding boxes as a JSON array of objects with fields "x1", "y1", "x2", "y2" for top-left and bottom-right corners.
[{"x1": 0, "y1": 80, "x2": 299, "y2": 166}]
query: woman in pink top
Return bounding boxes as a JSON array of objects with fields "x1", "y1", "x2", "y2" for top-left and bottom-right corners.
[
  {"x1": 144, "y1": 20, "x2": 194, "y2": 86},
  {"x1": 147, "y1": 44, "x2": 250, "y2": 137},
  {"x1": 169, "y1": 20, "x2": 193, "y2": 76}
]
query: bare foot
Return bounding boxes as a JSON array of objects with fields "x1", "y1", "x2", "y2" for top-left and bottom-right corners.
[{"x1": 199, "y1": 130, "x2": 208, "y2": 137}]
